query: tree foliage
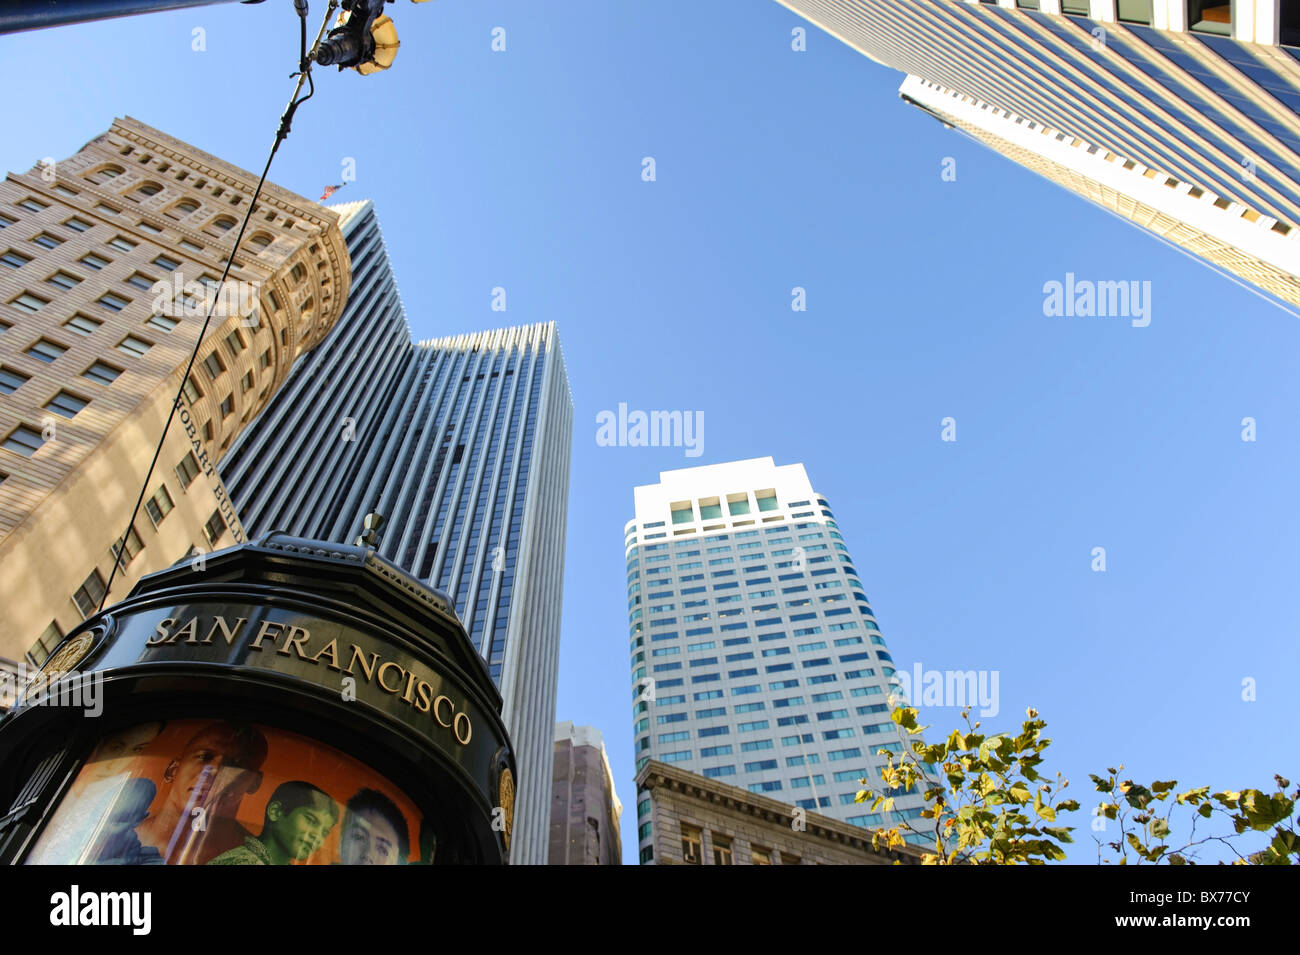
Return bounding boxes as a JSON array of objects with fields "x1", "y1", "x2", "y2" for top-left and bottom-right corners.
[{"x1": 856, "y1": 705, "x2": 1297, "y2": 865}]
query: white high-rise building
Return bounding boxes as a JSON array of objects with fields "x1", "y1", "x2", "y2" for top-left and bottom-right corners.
[{"x1": 625, "y1": 457, "x2": 929, "y2": 864}]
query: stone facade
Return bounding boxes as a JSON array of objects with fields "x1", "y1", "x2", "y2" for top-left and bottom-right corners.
[
  {"x1": 0, "y1": 117, "x2": 349, "y2": 664},
  {"x1": 549, "y1": 722, "x2": 622, "y2": 865},
  {"x1": 636, "y1": 760, "x2": 925, "y2": 865}
]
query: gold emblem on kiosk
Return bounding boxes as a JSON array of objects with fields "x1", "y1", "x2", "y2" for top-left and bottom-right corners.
[
  {"x1": 498, "y1": 768, "x2": 515, "y2": 850},
  {"x1": 35, "y1": 632, "x2": 94, "y2": 683}
]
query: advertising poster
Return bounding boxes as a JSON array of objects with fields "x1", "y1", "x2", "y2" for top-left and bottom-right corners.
[{"x1": 26, "y1": 719, "x2": 429, "y2": 865}]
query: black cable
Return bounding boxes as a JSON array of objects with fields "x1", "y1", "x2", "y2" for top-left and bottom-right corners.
[{"x1": 98, "y1": 0, "x2": 338, "y2": 611}]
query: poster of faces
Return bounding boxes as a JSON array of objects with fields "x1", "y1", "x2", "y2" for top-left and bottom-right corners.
[{"x1": 25, "y1": 719, "x2": 431, "y2": 865}]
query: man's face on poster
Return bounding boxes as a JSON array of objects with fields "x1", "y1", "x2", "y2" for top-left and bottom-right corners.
[
  {"x1": 164, "y1": 729, "x2": 260, "y2": 814},
  {"x1": 340, "y1": 809, "x2": 402, "y2": 865},
  {"x1": 267, "y1": 793, "x2": 337, "y2": 862}
]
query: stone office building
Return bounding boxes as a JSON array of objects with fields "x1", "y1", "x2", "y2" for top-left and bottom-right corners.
[
  {"x1": 0, "y1": 117, "x2": 349, "y2": 667},
  {"x1": 549, "y1": 722, "x2": 622, "y2": 865}
]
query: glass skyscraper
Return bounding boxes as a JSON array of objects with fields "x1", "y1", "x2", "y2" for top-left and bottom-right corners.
[
  {"x1": 626, "y1": 458, "x2": 930, "y2": 863},
  {"x1": 222, "y1": 201, "x2": 574, "y2": 865},
  {"x1": 778, "y1": 0, "x2": 1300, "y2": 304}
]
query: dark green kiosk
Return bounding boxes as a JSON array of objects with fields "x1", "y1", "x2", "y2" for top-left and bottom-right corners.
[{"x1": 0, "y1": 533, "x2": 516, "y2": 865}]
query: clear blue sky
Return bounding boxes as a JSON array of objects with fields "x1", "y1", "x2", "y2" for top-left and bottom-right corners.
[{"x1": 3, "y1": 0, "x2": 1296, "y2": 865}]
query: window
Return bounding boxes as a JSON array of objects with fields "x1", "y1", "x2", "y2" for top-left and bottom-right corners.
[
  {"x1": 147, "y1": 313, "x2": 180, "y2": 332},
  {"x1": 46, "y1": 271, "x2": 81, "y2": 290},
  {"x1": 182, "y1": 377, "x2": 202, "y2": 403},
  {"x1": 72, "y1": 569, "x2": 107, "y2": 618},
  {"x1": 96, "y1": 203, "x2": 119, "y2": 216},
  {"x1": 124, "y1": 272, "x2": 154, "y2": 290},
  {"x1": 289, "y1": 263, "x2": 307, "y2": 284},
  {"x1": 152, "y1": 254, "x2": 181, "y2": 272},
  {"x1": 3, "y1": 425, "x2": 46, "y2": 456},
  {"x1": 106, "y1": 236, "x2": 137, "y2": 253},
  {"x1": 26, "y1": 622, "x2": 63, "y2": 668},
  {"x1": 209, "y1": 216, "x2": 237, "y2": 235},
  {"x1": 44, "y1": 391, "x2": 89, "y2": 418},
  {"x1": 62, "y1": 216, "x2": 92, "y2": 233},
  {"x1": 110, "y1": 524, "x2": 144, "y2": 569},
  {"x1": 175, "y1": 451, "x2": 201, "y2": 488},
  {"x1": 225, "y1": 330, "x2": 246, "y2": 353},
  {"x1": 0, "y1": 250, "x2": 31, "y2": 269},
  {"x1": 0, "y1": 213, "x2": 14, "y2": 228},
  {"x1": 681, "y1": 825, "x2": 702, "y2": 865},
  {"x1": 83, "y1": 360, "x2": 123, "y2": 385},
  {"x1": 711, "y1": 835, "x2": 733, "y2": 866},
  {"x1": 11, "y1": 292, "x2": 51, "y2": 313},
  {"x1": 79, "y1": 253, "x2": 110, "y2": 271},
  {"x1": 145, "y1": 484, "x2": 175, "y2": 526},
  {"x1": 16, "y1": 197, "x2": 48, "y2": 213},
  {"x1": 134, "y1": 181, "x2": 162, "y2": 197},
  {"x1": 179, "y1": 239, "x2": 203, "y2": 254},
  {"x1": 258, "y1": 349, "x2": 272, "y2": 370},
  {"x1": 30, "y1": 232, "x2": 62, "y2": 250},
  {"x1": 117, "y1": 335, "x2": 152, "y2": 358},
  {"x1": 86, "y1": 165, "x2": 123, "y2": 184},
  {"x1": 0, "y1": 366, "x2": 30, "y2": 394},
  {"x1": 166, "y1": 200, "x2": 199, "y2": 219},
  {"x1": 203, "y1": 509, "x2": 226, "y2": 546},
  {"x1": 26, "y1": 338, "x2": 67, "y2": 362},
  {"x1": 65, "y1": 313, "x2": 104, "y2": 335},
  {"x1": 202, "y1": 351, "x2": 226, "y2": 379},
  {"x1": 97, "y1": 292, "x2": 130, "y2": 312}
]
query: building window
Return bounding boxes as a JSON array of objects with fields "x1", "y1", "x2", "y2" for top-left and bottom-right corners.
[
  {"x1": 0, "y1": 250, "x2": 31, "y2": 269},
  {"x1": 106, "y1": 236, "x2": 137, "y2": 253},
  {"x1": 145, "y1": 484, "x2": 175, "y2": 526},
  {"x1": 97, "y1": 292, "x2": 130, "y2": 312},
  {"x1": 166, "y1": 200, "x2": 199, "y2": 219},
  {"x1": 124, "y1": 272, "x2": 154, "y2": 291},
  {"x1": 30, "y1": 233, "x2": 62, "y2": 250},
  {"x1": 72, "y1": 568, "x2": 107, "y2": 618},
  {"x1": 117, "y1": 335, "x2": 152, "y2": 358},
  {"x1": 175, "y1": 450, "x2": 201, "y2": 488},
  {"x1": 240, "y1": 370, "x2": 254, "y2": 394},
  {"x1": 82, "y1": 360, "x2": 123, "y2": 385},
  {"x1": 95, "y1": 203, "x2": 119, "y2": 216},
  {"x1": 46, "y1": 271, "x2": 81, "y2": 291},
  {"x1": 85, "y1": 165, "x2": 123, "y2": 184},
  {"x1": 25, "y1": 338, "x2": 67, "y2": 362},
  {"x1": 225, "y1": 330, "x2": 246, "y2": 354},
  {"x1": 26, "y1": 622, "x2": 63, "y2": 668},
  {"x1": 680, "y1": 825, "x2": 702, "y2": 865},
  {"x1": 258, "y1": 349, "x2": 271, "y2": 370},
  {"x1": 182, "y1": 377, "x2": 202, "y2": 403},
  {"x1": 44, "y1": 390, "x2": 89, "y2": 418},
  {"x1": 202, "y1": 351, "x2": 225, "y2": 379},
  {"x1": 0, "y1": 424, "x2": 40, "y2": 456},
  {"x1": 152, "y1": 254, "x2": 181, "y2": 272},
  {"x1": 63, "y1": 217, "x2": 92, "y2": 233},
  {"x1": 0, "y1": 213, "x2": 15, "y2": 228},
  {"x1": 11, "y1": 292, "x2": 51, "y2": 314},
  {"x1": 202, "y1": 420, "x2": 214, "y2": 442},
  {"x1": 110, "y1": 524, "x2": 144, "y2": 569},
  {"x1": 79, "y1": 253, "x2": 110, "y2": 271},
  {"x1": 203, "y1": 509, "x2": 226, "y2": 546},
  {"x1": 711, "y1": 835, "x2": 734, "y2": 866},
  {"x1": 219, "y1": 393, "x2": 234, "y2": 418},
  {"x1": 751, "y1": 845, "x2": 772, "y2": 865},
  {"x1": 134, "y1": 181, "x2": 162, "y2": 198},
  {"x1": 147, "y1": 313, "x2": 180, "y2": 332},
  {"x1": 0, "y1": 366, "x2": 30, "y2": 394},
  {"x1": 16, "y1": 197, "x2": 47, "y2": 214}
]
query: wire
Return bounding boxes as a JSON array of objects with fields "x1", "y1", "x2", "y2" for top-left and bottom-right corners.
[{"x1": 98, "y1": 1, "x2": 339, "y2": 612}]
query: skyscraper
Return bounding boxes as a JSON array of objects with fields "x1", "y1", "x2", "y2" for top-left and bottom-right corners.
[
  {"x1": 0, "y1": 117, "x2": 349, "y2": 666},
  {"x1": 221, "y1": 213, "x2": 574, "y2": 864},
  {"x1": 778, "y1": 0, "x2": 1300, "y2": 304},
  {"x1": 549, "y1": 721, "x2": 623, "y2": 865},
  {"x1": 626, "y1": 457, "x2": 930, "y2": 864}
]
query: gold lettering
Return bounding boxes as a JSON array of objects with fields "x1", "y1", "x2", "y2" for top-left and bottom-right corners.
[
  {"x1": 454, "y1": 711, "x2": 472, "y2": 746},
  {"x1": 401, "y1": 669, "x2": 417, "y2": 704},
  {"x1": 250, "y1": 621, "x2": 284, "y2": 651},
  {"x1": 146, "y1": 618, "x2": 177, "y2": 646},
  {"x1": 377, "y1": 661, "x2": 405, "y2": 694},
  {"x1": 414, "y1": 680, "x2": 433, "y2": 713},
  {"x1": 276, "y1": 626, "x2": 312, "y2": 658},
  {"x1": 175, "y1": 616, "x2": 201, "y2": 644},
  {"x1": 204, "y1": 616, "x2": 247, "y2": 645},
  {"x1": 345, "y1": 644, "x2": 379, "y2": 682},
  {"x1": 309, "y1": 638, "x2": 340, "y2": 671},
  {"x1": 433, "y1": 695, "x2": 454, "y2": 728}
]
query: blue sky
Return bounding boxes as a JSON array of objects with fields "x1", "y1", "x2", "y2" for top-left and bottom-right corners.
[{"x1": 3, "y1": 0, "x2": 1296, "y2": 865}]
